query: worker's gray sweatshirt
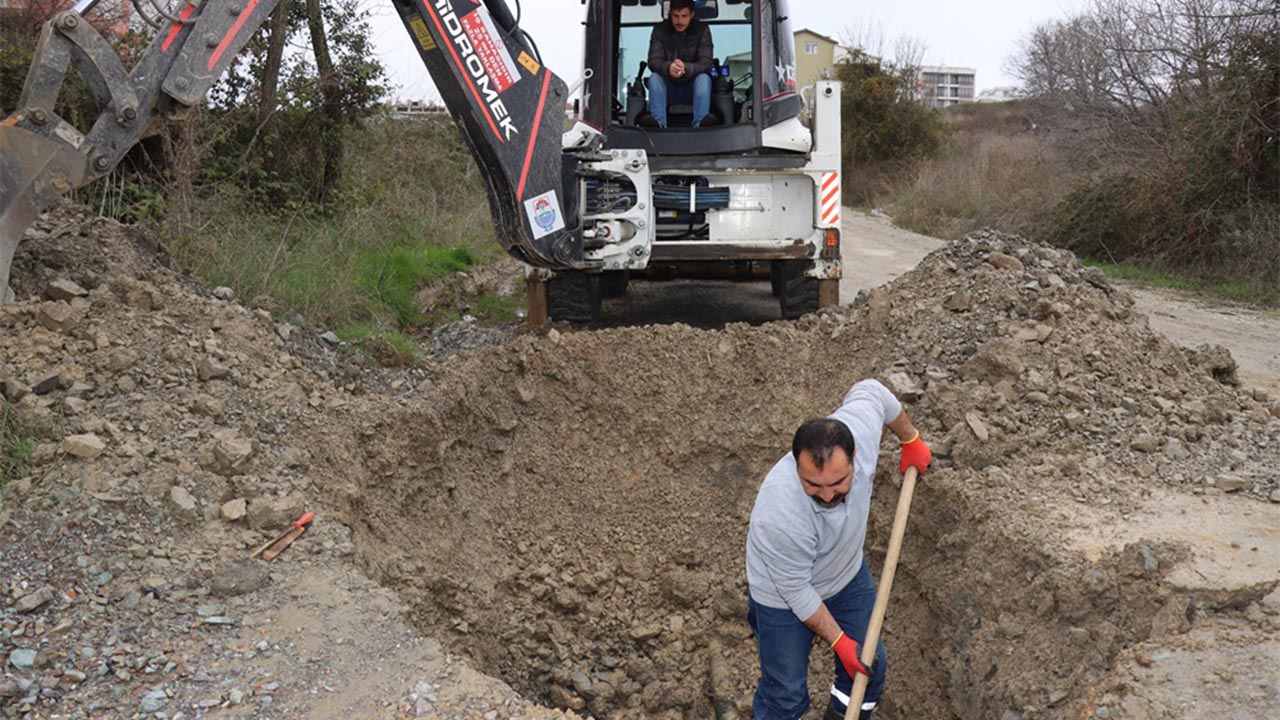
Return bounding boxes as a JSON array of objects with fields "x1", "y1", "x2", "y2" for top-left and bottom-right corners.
[{"x1": 745, "y1": 379, "x2": 902, "y2": 619}]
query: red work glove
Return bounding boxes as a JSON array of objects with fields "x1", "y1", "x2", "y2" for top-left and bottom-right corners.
[
  {"x1": 900, "y1": 431, "x2": 931, "y2": 475},
  {"x1": 831, "y1": 632, "x2": 871, "y2": 678}
]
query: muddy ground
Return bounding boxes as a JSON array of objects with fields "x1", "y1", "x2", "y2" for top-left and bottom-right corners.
[{"x1": 2, "y1": 204, "x2": 1278, "y2": 720}]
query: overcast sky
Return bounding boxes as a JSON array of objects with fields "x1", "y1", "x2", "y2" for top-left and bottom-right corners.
[{"x1": 366, "y1": 0, "x2": 1083, "y2": 102}]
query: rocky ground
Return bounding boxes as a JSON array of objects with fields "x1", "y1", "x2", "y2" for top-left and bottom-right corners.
[{"x1": 2, "y1": 204, "x2": 1278, "y2": 719}]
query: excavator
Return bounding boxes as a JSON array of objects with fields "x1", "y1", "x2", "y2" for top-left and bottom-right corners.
[{"x1": 1, "y1": 0, "x2": 843, "y2": 324}]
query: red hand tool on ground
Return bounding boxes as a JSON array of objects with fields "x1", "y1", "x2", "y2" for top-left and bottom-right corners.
[{"x1": 250, "y1": 512, "x2": 315, "y2": 560}]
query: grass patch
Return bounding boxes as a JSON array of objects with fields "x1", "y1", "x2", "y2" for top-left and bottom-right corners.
[
  {"x1": 340, "y1": 323, "x2": 420, "y2": 366},
  {"x1": 469, "y1": 291, "x2": 522, "y2": 323},
  {"x1": 165, "y1": 115, "x2": 501, "y2": 338},
  {"x1": 1084, "y1": 259, "x2": 1280, "y2": 306},
  {"x1": 356, "y1": 244, "x2": 478, "y2": 327},
  {"x1": 1, "y1": 405, "x2": 37, "y2": 491}
]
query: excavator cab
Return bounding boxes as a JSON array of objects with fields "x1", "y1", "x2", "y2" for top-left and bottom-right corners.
[{"x1": 581, "y1": 0, "x2": 804, "y2": 156}]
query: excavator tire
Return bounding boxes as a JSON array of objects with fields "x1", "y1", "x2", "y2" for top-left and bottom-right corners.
[
  {"x1": 598, "y1": 270, "x2": 630, "y2": 299},
  {"x1": 548, "y1": 271, "x2": 601, "y2": 325},
  {"x1": 778, "y1": 260, "x2": 819, "y2": 320}
]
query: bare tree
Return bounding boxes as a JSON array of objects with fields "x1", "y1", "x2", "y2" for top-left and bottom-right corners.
[
  {"x1": 258, "y1": 0, "x2": 293, "y2": 131},
  {"x1": 1011, "y1": 0, "x2": 1277, "y2": 274},
  {"x1": 1013, "y1": 0, "x2": 1276, "y2": 159},
  {"x1": 840, "y1": 18, "x2": 927, "y2": 71},
  {"x1": 305, "y1": 0, "x2": 342, "y2": 203}
]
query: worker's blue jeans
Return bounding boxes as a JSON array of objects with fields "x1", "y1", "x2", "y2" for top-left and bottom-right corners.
[
  {"x1": 747, "y1": 561, "x2": 888, "y2": 720},
  {"x1": 648, "y1": 72, "x2": 711, "y2": 127}
]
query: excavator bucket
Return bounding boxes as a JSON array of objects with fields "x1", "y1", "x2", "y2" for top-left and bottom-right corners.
[{"x1": 1, "y1": 118, "x2": 91, "y2": 302}]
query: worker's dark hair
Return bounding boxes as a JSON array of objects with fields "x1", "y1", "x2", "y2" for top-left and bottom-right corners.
[
  {"x1": 791, "y1": 418, "x2": 855, "y2": 469},
  {"x1": 669, "y1": 0, "x2": 696, "y2": 13}
]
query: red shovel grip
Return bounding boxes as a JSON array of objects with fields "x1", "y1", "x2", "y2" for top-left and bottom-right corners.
[{"x1": 292, "y1": 512, "x2": 315, "y2": 528}]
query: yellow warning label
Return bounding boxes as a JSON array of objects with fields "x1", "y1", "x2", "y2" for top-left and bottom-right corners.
[
  {"x1": 517, "y1": 51, "x2": 541, "y2": 75},
  {"x1": 409, "y1": 16, "x2": 437, "y2": 51}
]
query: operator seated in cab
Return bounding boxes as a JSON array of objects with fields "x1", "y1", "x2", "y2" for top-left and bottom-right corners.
[{"x1": 646, "y1": 0, "x2": 714, "y2": 127}]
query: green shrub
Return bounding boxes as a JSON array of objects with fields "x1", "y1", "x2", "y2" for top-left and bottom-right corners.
[
  {"x1": 836, "y1": 52, "x2": 948, "y2": 205},
  {"x1": 1007, "y1": 0, "x2": 1278, "y2": 301}
]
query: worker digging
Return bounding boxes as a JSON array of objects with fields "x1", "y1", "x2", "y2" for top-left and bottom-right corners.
[
  {"x1": 747, "y1": 380, "x2": 930, "y2": 720},
  {"x1": 4, "y1": 203, "x2": 1279, "y2": 718}
]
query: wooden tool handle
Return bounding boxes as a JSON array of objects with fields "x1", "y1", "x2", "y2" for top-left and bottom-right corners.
[{"x1": 845, "y1": 466, "x2": 919, "y2": 719}]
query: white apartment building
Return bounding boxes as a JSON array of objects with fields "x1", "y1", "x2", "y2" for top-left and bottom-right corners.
[
  {"x1": 976, "y1": 86, "x2": 1024, "y2": 103},
  {"x1": 916, "y1": 66, "x2": 976, "y2": 108}
]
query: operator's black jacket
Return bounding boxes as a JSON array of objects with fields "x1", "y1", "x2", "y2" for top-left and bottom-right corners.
[{"x1": 647, "y1": 17, "x2": 714, "y2": 81}]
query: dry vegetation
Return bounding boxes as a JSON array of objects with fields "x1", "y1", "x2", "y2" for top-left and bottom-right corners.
[
  {"x1": 858, "y1": 0, "x2": 1278, "y2": 303},
  {"x1": 878, "y1": 103, "x2": 1070, "y2": 241},
  {"x1": 159, "y1": 113, "x2": 509, "y2": 338}
]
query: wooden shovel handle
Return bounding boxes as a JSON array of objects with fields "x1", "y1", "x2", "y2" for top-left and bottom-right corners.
[{"x1": 845, "y1": 466, "x2": 919, "y2": 719}]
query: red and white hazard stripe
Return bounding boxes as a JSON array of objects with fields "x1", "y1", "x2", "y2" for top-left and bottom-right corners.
[{"x1": 820, "y1": 172, "x2": 841, "y2": 226}]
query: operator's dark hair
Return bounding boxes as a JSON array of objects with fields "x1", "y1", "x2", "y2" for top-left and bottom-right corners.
[
  {"x1": 669, "y1": 0, "x2": 696, "y2": 13},
  {"x1": 791, "y1": 418, "x2": 855, "y2": 469}
]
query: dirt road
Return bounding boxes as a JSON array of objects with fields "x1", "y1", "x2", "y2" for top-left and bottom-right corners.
[{"x1": 1131, "y1": 286, "x2": 1280, "y2": 396}]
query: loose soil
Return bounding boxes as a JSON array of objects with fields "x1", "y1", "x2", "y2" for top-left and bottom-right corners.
[{"x1": 2, "y1": 204, "x2": 1278, "y2": 720}]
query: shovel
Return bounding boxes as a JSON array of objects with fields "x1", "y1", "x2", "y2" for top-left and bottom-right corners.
[{"x1": 845, "y1": 466, "x2": 920, "y2": 719}]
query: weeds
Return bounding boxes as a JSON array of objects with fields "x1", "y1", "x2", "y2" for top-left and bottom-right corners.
[
  {"x1": 867, "y1": 98, "x2": 1278, "y2": 305},
  {"x1": 1085, "y1": 260, "x2": 1280, "y2": 307},
  {"x1": 469, "y1": 291, "x2": 522, "y2": 323},
  {"x1": 165, "y1": 116, "x2": 499, "y2": 335},
  {"x1": 341, "y1": 324, "x2": 420, "y2": 366},
  {"x1": 1, "y1": 405, "x2": 36, "y2": 491}
]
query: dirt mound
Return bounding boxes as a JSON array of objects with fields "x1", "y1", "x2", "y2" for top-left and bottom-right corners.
[
  {"x1": 3, "y1": 205, "x2": 1277, "y2": 719},
  {"x1": 0, "y1": 204, "x2": 579, "y2": 719}
]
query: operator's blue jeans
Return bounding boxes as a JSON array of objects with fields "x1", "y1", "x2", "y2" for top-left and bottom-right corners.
[
  {"x1": 648, "y1": 72, "x2": 711, "y2": 127},
  {"x1": 747, "y1": 561, "x2": 888, "y2": 720}
]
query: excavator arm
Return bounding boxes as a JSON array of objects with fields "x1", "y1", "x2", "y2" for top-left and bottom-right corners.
[{"x1": 1, "y1": 0, "x2": 583, "y2": 303}]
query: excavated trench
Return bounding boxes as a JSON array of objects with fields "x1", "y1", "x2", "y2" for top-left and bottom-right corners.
[
  {"x1": 335, "y1": 234, "x2": 1273, "y2": 718},
  {"x1": 344, "y1": 421, "x2": 1182, "y2": 719}
]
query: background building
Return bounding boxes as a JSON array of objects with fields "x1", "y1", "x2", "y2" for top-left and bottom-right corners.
[
  {"x1": 793, "y1": 28, "x2": 850, "y2": 90},
  {"x1": 389, "y1": 98, "x2": 445, "y2": 118},
  {"x1": 976, "y1": 86, "x2": 1024, "y2": 103},
  {"x1": 916, "y1": 66, "x2": 976, "y2": 108}
]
